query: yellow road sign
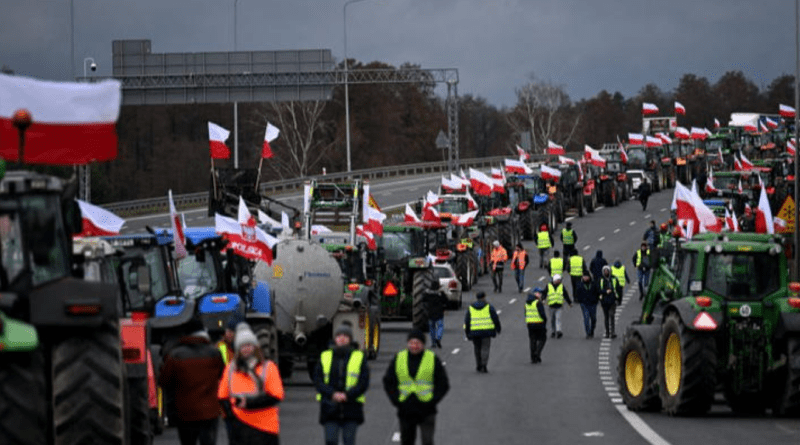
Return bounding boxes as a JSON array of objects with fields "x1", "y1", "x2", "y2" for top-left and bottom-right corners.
[{"x1": 776, "y1": 196, "x2": 795, "y2": 234}]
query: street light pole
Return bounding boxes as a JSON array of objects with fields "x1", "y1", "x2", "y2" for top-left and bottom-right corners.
[
  {"x1": 233, "y1": 0, "x2": 239, "y2": 169},
  {"x1": 794, "y1": 0, "x2": 799, "y2": 279},
  {"x1": 344, "y1": 0, "x2": 367, "y2": 174}
]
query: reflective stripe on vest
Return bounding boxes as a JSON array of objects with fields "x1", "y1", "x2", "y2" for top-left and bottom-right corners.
[
  {"x1": 569, "y1": 255, "x2": 583, "y2": 277},
  {"x1": 611, "y1": 265, "x2": 626, "y2": 287},
  {"x1": 550, "y1": 257, "x2": 563, "y2": 276},
  {"x1": 537, "y1": 231, "x2": 552, "y2": 249},
  {"x1": 218, "y1": 342, "x2": 230, "y2": 366},
  {"x1": 226, "y1": 361, "x2": 279, "y2": 433},
  {"x1": 316, "y1": 349, "x2": 366, "y2": 403},
  {"x1": 547, "y1": 283, "x2": 564, "y2": 306},
  {"x1": 601, "y1": 277, "x2": 620, "y2": 298},
  {"x1": 525, "y1": 300, "x2": 544, "y2": 324},
  {"x1": 561, "y1": 228, "x2": 575, "y2": 245},
  {"x1": 635, "y1": 249, "x2": 649, "y2": 267},
  {"x1": 396, "y1": 349, "x2": 435, "y2": 402},
  {"x1": 469, "y1": 305, "x2": 495, "y2": 332}
]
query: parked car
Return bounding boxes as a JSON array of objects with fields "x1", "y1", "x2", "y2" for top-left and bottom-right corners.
[{"x1": 432, "y1": 262, "x2": 462, "y2": 309}]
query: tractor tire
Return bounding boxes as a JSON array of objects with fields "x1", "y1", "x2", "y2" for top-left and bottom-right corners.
[
  {"x1": 772, "y1": 336, "x2": 800, "y2": 416},
  {"x1": 127, "y1": 376, "x2": 154, "y2": 445},
  {"x1": 617, "y1": 331, "x2": 660, "y2": 412},
  {"x1": 499, "y1": 222, "x2": 514, "y2": 253},
  {"x1": 412, "y1": 269, "x2": 433, "y2": 331},
  {"x1": 658, "y1": 313, "x2": 716, "y2": 416},
  {"x1": 520, "y1": 210, "x2": 534, "y2": 240},
  {"x1": 0, "y1": 350, "x2": 47, "y2": 445},
  {"x1": 277, "y1": 356, "x2": 294, "y2": 380},
  {"x1": 455, "y1": 252, "x2": 473, "y2": 292},
  {"x1": 52, "y1": 321, "x2": 126, "y2": 445},
  {"x1": 577, "y1": 192, "x2": 585, "y2": 217},
  {"x1": 469, "y1": 252, "x2": 479, "y2": 288}
]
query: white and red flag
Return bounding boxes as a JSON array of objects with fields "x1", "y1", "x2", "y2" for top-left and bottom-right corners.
[
  {"x1": 215, "y1": 213, "x2": 278, "y2": 264},
  {"x1": 310, "y1": 225, "x2": 332, "y2": 235},
  {"x1": 671, "y1": 182, "x2": 723, "y2": 236},
  {"x1": 584, "y1": 145, "x2": 606, "y2": 168},
  {"x1": 705, "y1": 176, "x2": 718, "y2": 194},
  {"x1": 0, "y1": 73, "x2": 121, "y2": 164},
  {"x1": 169, "y1": 190, "x2": 188, "y2": 260},
  {"x1": 754, "y1": 186, "x2": 774, "y2": 234},
  {"x1": 547, "y1": 140, "x2": 565, "y2": 155},
  {"x1": 739, "y1": 152, "x2": 754, "y2": 170},
  {"x1": 492, "y1": 176, "x2": 505, "y2": 194},
  {"x1": 452, "y1": 210, "x2": 479, "y2": 227},
  {"x1": 355, "y1": 225, "x2": 377, "y2": 250},
  {"x1": 645, "y1": 135, "x2": 662, "y2": 147},
  {"x1": 765, "y1": 117, "x2": 779, "y2": 129},
  {"x1": 642, "y1": 102, "x2": 659, "y2": 115},
  {"x1": 258, "y1": 209, "x2": 282, "y2": 230},
  {"x1": 690, "y1": 127, "x2": 706, "y2": 140},
  {"x1": 516, "y1": 145, "x2": 530, "y2": 161},
  {"x1": 422, "y1": 204, "x2": 441, "y2": 223},
  {"x1": 465, "y1": 189, "x2": 478, "y2": 211},
  {"x1": 717, "y1": 148, "x2": 724, "y2": 164},
  {"x1": 744, "y1": 121, "x2": 758, "y2": 133},
  {"x1": 675, "y1": 127, "x2": 690, "y2": 139},
  {"x1": 74, "y1": 199, "x2": 125, "y2": 237},
  {"x1": 425, "y1": 190, "x2": 443, "y2": 208},
  {"x1": 759, "y1": 120, "x2": 769, "y2": 133},
  {"x1": 674, "y1": 101, "x2": 686, "y2": 115},
  {"x1": 714, "y1": 118, "x2": 721, "y2": 129},
  {"x1": 780, "y1": 104, "x2": 796, "y2": 118},
  {"x1": 540, "y1": 164, "x2": 561, "y2": 181},
  {"x1": 657, "y1": 132, "x2": 672, "y2": 145},
  {"x1": 628, "y1": 133, "x2": 644, "y2": 145},
  {"x1": 738, "y1": 179, "x2": 743, "y2": 194},
  {"x1": 491, "y1": 167, "x2": 504, "y2": 180},
  {"x1": 504, "y1": 158, "x2": 532, "y2": 174},
  {"x1": 469, "y1": 168, "x2": 494, "y2": 196},
  {"x1": 733, "y1": 156, "x2": 743, "y2": 171},
  {"x1": 405, "y1": 203, "x2": 422, "y2": 223},
  {"x1": 365, "y1": 205, "x2": 386, "y2": 236},
  {"x1": 442, "y1": 175, "x2": 461, "y2": 192},
  {"x1": 788, "y1": 139, "x2": 796, "y2": 156},
  {"x1": 774, "y1": 217, "x2": 788, "y2": 232},
  {"x1": 208, "y1": 122, "x2": 231, "y2": 159},
  {"x1": 558, "y1": 155, "x2": 576, "y2": 165},
  {"x1": 262, "y1": 122, "x2": 280, "y2": 158},
  {"x1": 725, "y1": 208, "x2": 739, "y2": 232}
]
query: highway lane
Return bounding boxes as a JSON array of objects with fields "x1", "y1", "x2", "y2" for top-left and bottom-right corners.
[{"x1": 153, "y1": 188, "x2": 800, "y2": 444}]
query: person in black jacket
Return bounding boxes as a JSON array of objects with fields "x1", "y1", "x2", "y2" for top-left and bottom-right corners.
[
  {"x1": 573, "y1": 272, "x2": 599, "y2": 339},
  {"x1": 422, "y1": 281, "x2": 449, "y2": 348},
  {"x1": 524, "y1": 288, "x2": 548, "y2": 363},
  {"x1": 313, "y1": 325, "x2": 370, "y2": 445},
  {"x1": 638, "y1": 179, "x2": 652, "y2": 211},
  {"x1": 383, "y1": 329, "x2": 450, "y2": 445},
  {"x1": 463, "y1": 291, "x2": 502, "y2": 373},
  {"x1": 588, "y1": 250, "x2": 607, "y2": 282},
  {"x1": 598, "y1": 266, "x2": 622, "y2": 338}
]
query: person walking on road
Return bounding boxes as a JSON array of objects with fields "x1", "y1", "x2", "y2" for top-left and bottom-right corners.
[
  {"x1": 159, "y1": 318, "x2": 225, "y2": 445},
  {"x1": 589, "y1": 250, "x2": 607, "y2": 282},
  {"x1": 643, "y1": 220, "x2": 657, "y2": 252},
  {"x1": 638, "y1": 179, "x2": 652, "y2": 211},
  {"x1": 544, "y1": 274, "x2": 572, "y2": 339},
  {"x1": 611, "y1": 259, "x2": 630, "y2": 298},
  {"x1": 548, "y1": 250, "x2": 565, "y2": 279},
  {"x1": 632, "y1": 242, "x2": 651, "y2": 300},
  {"x1": 383, "y1": 329, "x2": 450, "y2": 445},
  {"x1": 525, "y1": 288, "x2": 548, "y2": 363},
  {"x1": 536, "y1": 224, "x2": 554, "y2": 269},
  {"x1": 573, "y1": 272, "x2": 598, "y2": 339},
  {"x1": 599, "y1": 266, "x2": 622, "y2": 339},
  {"x1": 463, "y1": 291, "x2": 502, "y2": 373},
  {"x1": 313, "y1": 325, "x2": 370, "y2": 445},
  {"x1": 560, "y1": 221, "x2": 578, "y2": 259},
  {"x1": 511, "y1": 243, "x2": 529, "y2": 293},
  {"x1": 422, "y1": 281, "x2": 449, "y2": 348},
  {"x1": 218, "y1": 322, "x2": 284, "y2": 445},
  {"x1": 568, "y1": 252, "x2": 588, "y2": 296},
  {"x1": 489, "y1": 240, "x2": 508, "y2": 293}
]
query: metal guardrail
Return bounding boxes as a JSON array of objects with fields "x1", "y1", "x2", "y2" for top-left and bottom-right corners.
[{"x1": 102, "y1": 154, "x2": 560, "y2": 217}]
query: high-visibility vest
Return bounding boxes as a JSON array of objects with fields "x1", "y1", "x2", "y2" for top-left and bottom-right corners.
[
  {"x1": 217, "y1": 342, "x2": 231, "y2": 366},
  {"x1": 658, "y1": 233, "x2": 670, "y2": 248},
  {"x1": 511, "y1": 250, "x2": 528, "y2": 270},
  {"x1": 491, "y1": 247, "x2": 508, "y2": 267},
  {"x1": 316, "y1": 349, "x2": 366, "y2": 403},
  {"x1": 546, "y1": 283, "x2": 565, "y2": 306},
  {"x1": 537, "y1": 231, "x2": 552, "y2": 249},
  {"x1": 550, "y1": 257, "x2": 563, "y2": 276},
  {"x1": 395, "y1": 349, "x2": 435, "y2": 402},
  {"x1": 611, "y1": 265, "x2": 626, "y2": 287},
  {"x1": 569, "y1": 255, "x2": 584, "y2": 277},
  {"x1": 562, "y1": 228, "x2": 575, "y2": 245},
  {"x1": 469, "y1": 305, "x2": 495, "y2": 332},
  {"x1": 601, "y1": 277, "x2": 620, "y2": 299},
  {"x1": 635, "y1": 249, "x2": 650, "y2": 268},
  {"x1": 220, "y1": 361, "x2": 283, "y2": 434},
  {"x1": 525, "y1": 300, "x2": 544, "y2": 324}
]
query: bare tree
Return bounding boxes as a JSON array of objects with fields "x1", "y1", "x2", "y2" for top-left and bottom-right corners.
[
  {"x1": 251, "y1": 100, "x2": 336, "y2": 179},
  {"x1": 507, "y1": 73, "x2": 581, "y2": 153}
]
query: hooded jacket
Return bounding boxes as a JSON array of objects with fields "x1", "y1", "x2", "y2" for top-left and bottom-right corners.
[
  {"x1": 589, "y1": 250, "x2": 607, "y2": 281},
  {"x1": 463, "y1": 300, "x2": 502, "y2": 339}
]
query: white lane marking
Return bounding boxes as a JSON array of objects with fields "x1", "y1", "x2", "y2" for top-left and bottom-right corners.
[
  {"x1": 408, "y1": 187, "x2": 418, "y2": 191},
  {"x1": 629, "y1": 221, "x2": 636, "y2": 226},
  {"x1": 611, "y1": 398, "x2": 623, "y2": 403},
  {"x1": 596, "y1": 206, "x2": 605, "y2": 211},
  {"x1": 583, "y1": 245, "x2": 591, "y2": 251},
  {"x1": 614, "y1": 405, "x2": 672, "y2": 445},
  {"x1": 660, "y1": 208, "x2": 667, "y2": 212},
  {"x1": 583, "y1": 431, "x2": 605, "y2": 437},
  {"x1": 644, "y1": 214, "x2": 651, "y2": 219},
  {"x1": 598, "y1": 236, "x2": 605, "y2": 242},
  {"x1": 539, "y1": 276, "x2": 545, "y2": 281},
  {"x1": 452, "y1": 348, "x2": 460, "y2": 354},
  {"x1": 565, "y1": 216, "x2": 575, "y2": 222},
  {"x1": 379, "y1": 191, "x2": 392, "y2": 196},
  {"x1": 614, "y1": 229, "x2": 621, "y2": 233},
  {"x1": 392, "y1": 432, "x2": 401, "y2": 442},
  {"x1": 509, "y1": 298, "x2": 517, "y2": 304}
]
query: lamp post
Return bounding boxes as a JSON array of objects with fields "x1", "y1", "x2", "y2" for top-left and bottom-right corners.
[
  {"x1": 794, "y1": 0, "x2": 799, "y2": 279},
  {"x1": 233, "y1": 0, "x2": 239, "y2": 168},
  {"x1": 344, "y1": 0, "x2": 367, "y2": 173}
]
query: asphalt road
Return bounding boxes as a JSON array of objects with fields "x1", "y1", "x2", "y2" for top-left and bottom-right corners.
[{"x1": 153, "y1": 185, "x2": 800, "y2": 445}]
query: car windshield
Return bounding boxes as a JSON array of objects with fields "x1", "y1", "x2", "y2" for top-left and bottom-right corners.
[
  {"x1": 432, "y1": 266, "x2": 454, "y2": 279},
  {"x1": 704, "y1": 252, "x2": 781, "y2": 300},
  {"x1": 177, "y1": 253, "x2": 219, "y2": 299}
]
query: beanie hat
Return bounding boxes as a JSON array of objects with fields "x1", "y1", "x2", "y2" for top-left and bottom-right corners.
[
  {"x1": 234, "y1": 322, "x2": 259, "y2": 351},
  {"x1": 553, "y1": 274, "x2": 562, "y2": 282},
  {"x1": 493, "y1": 240, "x2": 500, "y2": 247},
  {"x1": 334, "y1": 324, "x2": 354, "y2": 340},
  {"x1": 407, "y1": 328, "x2": 426, "y2": 344},
  {"x1": 476, "y1": 291, "x2": 487, "y2": 299},
  {"x1": 614, "y1": 260, "x2": 622, "y2": 267}
]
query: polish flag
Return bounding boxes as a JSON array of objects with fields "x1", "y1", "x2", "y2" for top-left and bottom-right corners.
[
  {"x1": 558, "y1": 155, "x2": 576, "y2": 165},
  {"x1": 657, "y1": 132, "x2": 672, "y2": 144},
  {"x1": 547, "y1": 140, "x2": 565, "y2": 155},
  {"x1": 774, "y1": 217, "x2": 788, "y2": 232},
  {"x1": 516, "y1": 145, "x2": 530, "y2": 161},
  {"x1": 365, "y1": 205, "x2": 386, "y2": 236},
  {"x1": 281, "y1": 211, "x2": 291, "y2": 232},
  {"x1": 584, "y1": 145, "x2": 606, "y2": 168},
  {"x1": 672, "y1": 182, "x2": 723, "y2": 236},
  {"x1": 216, "y1": 213, "x2": 278, "y2": 264},
  {"x1": 208, "y1": 122, "x2": 231, "y2": 159},
  {"x1": 425, "y1": 190, "x2": 443, "y2": 208},
  {"x1": 733, "y1": 156, "x2": 743, "y2": 171},
  {"x1": 0, "y1": 73, "x2": 121, "y2": 164},
  {"x1": 765, "y1": 117, "x2": 779, "y2": 129},
  {"x1": 690, "y1": 127, "x2": 707, "y2": 140},
  {"x1": 452, "y1": 210, "x2": 479, "y2": 227},
  {"x1": 262, "y1": 122, "x2": 280, "y2": 158},
  {"x1": 74, "y1": 199, "x2": 125, "y2": 237},
  {"x1": 717, "y1": 148, "x2": 724, "y2": 164},
  {"x1": 491, "y1": 167, "x2": 504, "y2": 180},
  {"x1": 738, "y1": 179, "x2": 743, "y2": 194},
  {"x1": 619, "y1": 144, "x2": 628, "y2": 164},
  {"x1": 725, "y1": 208, "x2": 739, "y2": 232},
  {"x1": 405, "y1": 203, "x2": 422, "y2": 223},
  {"x1": 642, "y1": 102, "x2": 659, "y2": 115},
  {"x1": 739, "y1": 152, "x2": 754, "y2": 170},
  {"x1": 355, "y1": 225, "x2": 377, "y2": 251},
  {"x1": 788, "y1": 139, "x2": 796, "y2": 156},
  {"x1": 705, "y1": 176, "x2": 718, "y2": 194},
  {"x1": 504, "y1": 158, "x2": 532, "y2": 174},
  {"x1": 675, "y1": 127, "x2": 690, "y2": 139},
  {"x1": 442, "y1": 175, "x2": 461, "y2": 192},
  {"x1": 465, "y1": 190, "x2": 478, "y2": 211},
  {"x1": 492, "y1": 176, "x2": 505, "y2": 194},
  {"x1": 754, "y1": 186, "x2": 774, "y2": 234},
  {"x1": 674, "y1": 101, "x2": 686, "y2": 115},
  {"x1": 759, "y1": 120, "x2": 769, "y2": 133},
  {"x1": 169, "y1": 190, "x2": 187, "y2": 259},
  {"x1": 714, "y1": 118, "x2": 721, "y2": 129},
  {"x1": 780, "y1": 104, "x2": 796, "y2": 118},
  {"x1": 540, "y1": 164, "x2": 562, "y2": 181},
  {"x1": 628, "y1": 133, "x2": 644, "y2": 144},
  {"x1": 744, "y1": 122, "x2": 758, "y2": 133},
  {"x1": 455, "y1": 172, "x2": 470, "y2": 189},
  {"x1": 422, "y1": 204, "x2": 441, "y2": 223},
  {"x1": 691, "y1": 178, "x2": 698, "y2": 196},
  {"x1": 469, "y1": 168, "x2": 494, "y2": 196},
  {"x1": 257, "y1": 209, "x2": 282, "y2": 231},
  {"x1": 645, "y1": 136, "x2": 662, "y2": 147}
]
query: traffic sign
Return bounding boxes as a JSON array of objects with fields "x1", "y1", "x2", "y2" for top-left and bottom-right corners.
[{"x1": 776, "y1": 195, "x2": 795, "y2": 233}]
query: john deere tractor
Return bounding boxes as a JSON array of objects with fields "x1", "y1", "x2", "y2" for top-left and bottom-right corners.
[{"x1": 617, "y1": 233, "x2": 800, "y2": 416}]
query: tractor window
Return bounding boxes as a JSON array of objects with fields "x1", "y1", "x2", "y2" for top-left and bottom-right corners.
[
  {"x1": 121, "y1": 249, "x2": 171, "y2": 307},
  {"x1": 677, "y1": 251, "x2": 696, "y2": 296},
  {"x1": 21, "y1": 195, "x2": 70, "y2": 286},
  {"x1": 439, "y1": 199, "x2": 467, "y2": 214},
  {"x1": 0, "y1": 213, "x2": 25, "y2": 286},
  {"x1": 380, "y1": 232, "x2": 414, "y2": 261},
  {"x1": 704, "y1": 252, "x2": 780, "y2": 300},
  {"x1": 178, "y1": 253, "x2": 219, "y2": 299}
]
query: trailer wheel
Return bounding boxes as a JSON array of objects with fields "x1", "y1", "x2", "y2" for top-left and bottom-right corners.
[
  {"x1": 617, "y1": 331, "x2": 660, "y2": 411},
  {"x1": 772, "y1": 336, "x2": 800, "y2": 416},
  {"x1": 0, "y1": 350, "x2": 47, "y2": 445},
  {"x1": 52, "y1": 321, "x2": 126, "y2": 445},
  {"x1": 658, "y1": 313, "x2": 716, "y2": 416},
  {"x1": 412, "y1": 269, "x2": 433, "y2": 331},
  {"x1": 254, "y1": 321, "x2": 279, "y2": 364}
]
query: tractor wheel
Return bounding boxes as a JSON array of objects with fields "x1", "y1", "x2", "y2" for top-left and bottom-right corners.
[
  {"x1": 611, "y1": 185, "x2": 618, "y2": 207},
  {"x1": 577, "y1": 192, "x2": 585, "y2": 217},
  {"x1": 412, "y1": 269, "x2": 433, "y2": 331},
  {"x1": 52, "y1": 321, "x2": 126, "y2": 445},
  {"x1": 469, "y1": 252, "x2": 479, "y2": 288},
  {"x1": 277, "y1": 356, "x2": 294, "y2": 380},
  {"x1": 617, "y1": 331, "x2": 660, "y2": 411},
  {"x1": 658, "y1": 313, "x2": 716, "y2": 416},
  {"x1": 0, "y1": 350, "x2": 47, "y2": 445},
  {"x1": 520, "y1": 210, "x2": 534, "y2": 240},
  {"x1": 127, "y1": 376, "x2": 154, "y2": 445},
  {"x1": 254, "y1": 320, "x2": 279, "y2": 364},
  {"x1": 499, "y1": 222, "x2": 513, "y2": 252},
  {"x1": 772, "y1": 336, "x2": 800, "y2": 416},
  {"x1": 455, "y1": 253, "x2": 472, "y2": 292}
]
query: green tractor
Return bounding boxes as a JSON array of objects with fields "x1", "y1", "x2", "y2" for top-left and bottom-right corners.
[{"x1": 617, "y1": 233, "x2": 800, "y2": 416}]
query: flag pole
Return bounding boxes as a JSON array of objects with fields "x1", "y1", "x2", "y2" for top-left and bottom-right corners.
[
  {"x1": 255, "y1": 157, "x2": 264, "y2": 193},
  {"x1": 211, "y1": 157, "x2": 218, "y2": 202}
]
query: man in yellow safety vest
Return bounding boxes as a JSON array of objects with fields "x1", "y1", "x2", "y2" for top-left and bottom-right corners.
[
  {"x1": 560, "y1": 221, "x2": 578, "y2": 259},
  {"x1": 543, "y1": 274, "x2": 572, "y2": 339},
  {"x1": 463, "y1": 291, "x2": 502, "y2": 373},
  {"x1": 525, "y1": 288, "x2": 548, "y2": 363},
  {"x1": 536, "y1": 224, "x2": 554, "y2": 269}
]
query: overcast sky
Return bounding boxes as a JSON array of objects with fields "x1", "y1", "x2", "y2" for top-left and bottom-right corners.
[{"x1": 0, "y1": 0, "x2": 795, "y2": 108}]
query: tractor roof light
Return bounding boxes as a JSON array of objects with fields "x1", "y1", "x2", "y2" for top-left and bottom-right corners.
[
  {"x1": 693, "y1": 312, "x2": 718, "y2": 331},
  {"x1": 210, "y1": 296, "x2": 228, "y2": 304}
]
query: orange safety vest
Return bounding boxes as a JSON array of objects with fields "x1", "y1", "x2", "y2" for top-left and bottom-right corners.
[
  {"x1": 490, "y1": 246, "x2": 508, "y2": 269},
  {"x1": 217, "y1": 360, "x2": 284, "y2": 434},
  {"x1": 511, "y1": 249, "x2": 528, "y2": 270}
]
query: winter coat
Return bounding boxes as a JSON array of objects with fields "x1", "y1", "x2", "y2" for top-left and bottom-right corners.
[
  {"x1": 423, "y1": 289, "x2": 449, "y2": 321},
  {"x1": 573, "y1": 278, "x2": 599, "y2": 305},
  {"x1": 598, "y1": 274, "x2": 621, "y2": 307},
  {"x1": 589, "y1": 251, "x2": 607, "y2": 281},
  {"x1": 383, "y1": 349, "x2": 449, "y2": 421},
  {"x1": 463, "y1": 300, "x2": 502, "y2": 339},
  {"x1": 312, "y1": 345, "x2": 370, "y2": 425},
  {"x1": 159, "y1": 333, "x2": 225, "y2": 422}
]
